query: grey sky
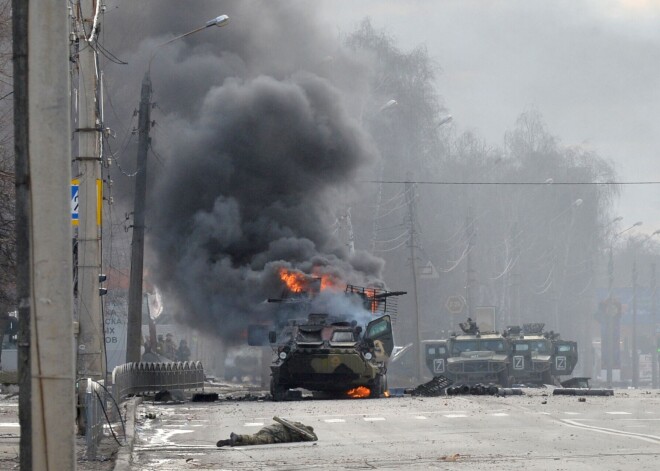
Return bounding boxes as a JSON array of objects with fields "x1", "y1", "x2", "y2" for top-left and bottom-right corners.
[{"x1": 321, "y1": 0, "x2": 660, "y2": 233}]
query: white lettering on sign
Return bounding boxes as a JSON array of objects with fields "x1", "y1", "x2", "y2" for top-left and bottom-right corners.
[
  {"x1": 556, "y1": 356, "x2": 566, "y2": 370},
  {"x1": 513, "y1": 355, "x2": 524, "y2": 370},
  {"x1": 433, "y1": 358, "x2": 445, "y2": 373}
]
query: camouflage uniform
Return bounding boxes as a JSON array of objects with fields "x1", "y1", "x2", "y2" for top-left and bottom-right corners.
[{"x1": 217, "y1": 422, "x2": 317, "y2": 447}]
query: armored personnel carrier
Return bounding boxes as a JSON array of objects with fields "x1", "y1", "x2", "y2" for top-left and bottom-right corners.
[
  {"x1": 264, "y1": 284, "x2": 404, "y2": 400},
  {"x1": 269, "y1": 312, "x2": 394, "y2": 400},
  {"x1": 424, "y1": 319, "x2": 511, "y2": 386}
]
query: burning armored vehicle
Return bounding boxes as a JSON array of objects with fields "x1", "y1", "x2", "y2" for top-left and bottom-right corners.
[{"x1": 251, "y1": 274, "x2": 404, "y2": 400}]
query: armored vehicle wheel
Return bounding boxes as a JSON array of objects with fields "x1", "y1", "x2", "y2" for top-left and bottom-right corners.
[
  {"x1": 370, "y1": 374, "x2": 387, "y2": 398},
  {"x1": 270, "y1": 377, "x2": 289, "y2": 402},
  {"x1": 541, "y1": 370, "x2": 554, "y2": 385},
  {"x1": 498, "y1": 372, "x2": 511, "y2": 388}
]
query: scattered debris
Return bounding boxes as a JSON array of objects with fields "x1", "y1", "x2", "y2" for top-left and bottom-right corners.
[
  {"x1": 495, "y1": 387, "x2": 524, "y2": 396},
  {"x1": 225, "y1": 392, "x2": 272, "y2": 402},
  {"x1": 445, "y1": 383, "x2": 524, "y2": 396},
  {"x1": 144, "y1": 412, "x2": 157, "y2": 419},
  {"x1": 541, "y1": 400, "x2": 547, "y2": 404},
  {"x1": 578, "y1": 397, "x2": 586, "y2": 402},
  {"x1": 407, "y1": 376, "x2": 453, "y2": 397},
  {"x1": 191, "y1": 392, "x2": 219, "y2": 402},
  {"x1": 553, "y1": 388, "x2": 613, "y2": 396},
  {"x1": 153, "y1": 389, "x2": 185, "y2": 404},
  {"x1": 561, "y1": 377, "x2": 591, "y2": 388},
  {"x1": 439, "y1": 453, "x2": 461, "y2": 462}
]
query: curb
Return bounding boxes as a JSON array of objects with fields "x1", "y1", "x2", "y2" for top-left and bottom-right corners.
[{"x1": 113, "y1": 397, "x2": 142, "y2": 471}]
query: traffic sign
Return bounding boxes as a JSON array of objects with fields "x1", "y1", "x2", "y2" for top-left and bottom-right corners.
[
  {"x1": 71, "y1": 178, "x2": 103, "y2": 226},
  {"x1": 419, "y1": 261, "x2": 439, "y2": 279},
  {"x1": 71, "y1": 180, "x2": 79, "y2": 225},
  {"x1": 445, "y1": 295, "x2": 465, "y2": 315}
]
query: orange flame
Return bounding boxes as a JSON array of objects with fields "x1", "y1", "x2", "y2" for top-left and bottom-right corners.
[
  {"x1": 346, "y1": 386, "x2": 371, "y2": 398},
  {"x1": 383, "y1": 390, "x2": 390, "y2": 398},
  {"x1": 279, "y1": 268, "x2": 344, "y2": 294},
  {"x1": 279, "y1": 268, "x2": 309, "y2": 293},
  {"x1": 319, "y1": 273, "x2": 343, "y2": 292}
]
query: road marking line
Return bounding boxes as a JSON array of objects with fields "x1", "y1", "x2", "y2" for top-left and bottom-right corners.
[
  {"x1": 606, "y1": 411, "x2": 632, "y2": 415},
  {"x1": 0, "y1": 423, "x2": 19, "y2": 427},
  {"x1": 564, "y1": 412, "x2": 581, "y2": 415},
  {"x1": 363, "y1": 417, "x2": 386, "y2": 422},
  {"x1": 561, "y1": 419, "x2": 660, "y2": 444},
  {"x1": 243, "y1": 422, "x2": 264, "y2": 427},
  {"x1": 491, "y1": 413, "x2": 509, "y2": 417},
  {"x1": 539, "y1": 412, "x2": 552, "y2": 415},
  {"x1": 324, "y1": 419, "x2": 346, "y2": 423},
  {"x1": 443, "y1": 414, "x2": 468, "y2": 418},
  {"x1": 414, "y1": 416, "x2": 428, "y2": 420}
]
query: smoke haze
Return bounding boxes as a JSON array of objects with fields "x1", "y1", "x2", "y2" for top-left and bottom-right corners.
[{"x1": 103, "y1": 1, "x2": 385, "y2": 340}]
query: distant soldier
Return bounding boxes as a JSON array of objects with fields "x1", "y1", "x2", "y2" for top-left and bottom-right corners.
[
  {"x1": 163, "y1": 333, "x2": 176, "y2": 360},
  {"x1": 176, "y1": 339, "x2": 191, "y2": 362},
  {"x1": 216, "y1": 417, "x2": 317, "y2": 447},
  {"x1": 155, "y1": 335, "x2": 165, "y2": 356}
]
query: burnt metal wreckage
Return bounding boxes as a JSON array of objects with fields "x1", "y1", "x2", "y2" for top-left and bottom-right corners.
[
  {"x1": 424, "y1": 319, "x2": 578, "y2": 387},
  {"x1": 249, "y1": 280, "x2": 406, "y2": 401}
]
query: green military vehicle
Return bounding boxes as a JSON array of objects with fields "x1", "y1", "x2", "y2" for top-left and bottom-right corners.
[
  {"x1": 263, "y1": 284, "x2": 404, "y2": 400},
  {"x1": 424, "y1": 319, "x2": 511, "y2": 386},
  {"x1": 505, "y1": 324, "x2": 578, "y2": 385},
  {"x1": 505, "y1": 324, "x2": 555, "y2": 385}
]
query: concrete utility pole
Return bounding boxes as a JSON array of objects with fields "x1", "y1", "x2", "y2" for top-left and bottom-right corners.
[
  {"x1": 632, "y1": 259, "x2": 639, "y2": 388},
  {"x1": 465, "y1": 207, "x2": 475, "y2": 319},
  {"x1": 126, "y1": 15, "x2": 230, "y2": 362},
  {"x1": 75, "y1": 1, "x2": 106, "y2": 385},
  {"x1": 651, "y1": 263, "x2": 657, "y2": 389},
  {"x1": 511, "y1": 222, "x2": 521, "y2": 326},
  {"x1": 126, "y1": 73, "x2": 152, "y2": 363},
  {"x1": 405, "y1": 179, "x2": 423, "y2": 381},
  {"x1": 606, "y1": 246, "x2": 615, "y2": 387},
  {"x1": 14, "y1": 0, "x2": 76, "y2": 468}
]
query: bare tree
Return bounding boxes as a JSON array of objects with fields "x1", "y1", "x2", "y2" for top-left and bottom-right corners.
[{"x1": 0, "y1": 0, "x2": 15, "y2": 364}]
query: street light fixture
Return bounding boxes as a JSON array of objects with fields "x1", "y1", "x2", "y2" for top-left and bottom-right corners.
[
  {"x1": 605, "y1": 220, "x2": 642, "y2": 387},
  {"x1": 126, "y1": 16, "x2": 229, "y2": 363},
  {"x1": 631, "y1": 228, "x2": 660, "y2": 388}
]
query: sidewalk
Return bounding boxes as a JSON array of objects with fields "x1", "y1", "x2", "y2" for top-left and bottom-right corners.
[{"x1": 0, "y1": 389, "x2": 131, "y2": 471}]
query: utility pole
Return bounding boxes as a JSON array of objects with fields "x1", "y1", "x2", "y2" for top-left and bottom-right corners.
[
  {"x1": 14, "y1": 0, "x2": 76, "y2": 468},
  {"x1": 651, "y1": 263, "x2": 657, "y2": 389},
  {"x1": 74, "y1": 1, "x2": 106, "y2": 383},
  {"x1": 465, "y1": 207, "x2": 475, "y2": 319},
  {"x1": 511, "y1": 221, "x2": 521, "y2": 326},
  {"x1": 405, "y1": 179, "x2": 423, "y2": 381},
  {"x1": 606, "y1": 247, "x2": 614, "y2": 387},
  {"x1": 125, "y1": 15, "x2": 230, "y2": 363},
  {"x1": 632, "y1": 259, "x2": 639, "y2": 388},
  {"x1": 338, "y1": 206, "x2": 355, "y2": 255},
  {"x1": 127, "y1": 73, "x2": 152, "y2": 363}
]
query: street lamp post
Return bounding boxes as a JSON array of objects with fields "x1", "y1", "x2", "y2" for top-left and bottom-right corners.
[
  {"x1": 606, "y1": 221, "x2": 642, "y2": 387},
  {"x1": 126, "y1": 16, "x2": 229, "y2": 363},
  {"x1": 631, "y1": 229, "x2": 660, "y2": 388},
  {"x1": 652, "y1": 262, "x2": 658, "y2": 389}
]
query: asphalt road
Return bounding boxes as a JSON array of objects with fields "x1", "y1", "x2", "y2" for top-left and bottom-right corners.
[{"x1": 130, "y1": 388, "x2": 660, "y2": 470}]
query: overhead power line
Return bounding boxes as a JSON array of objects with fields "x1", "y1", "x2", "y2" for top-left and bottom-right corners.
[{"x1": 363, "y1": 180, "x2": 660, "y2": 186}]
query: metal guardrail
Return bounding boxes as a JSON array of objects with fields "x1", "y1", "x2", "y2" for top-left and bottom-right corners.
[
  {"x1": 84, "y1": 378, "x2": 108, "y2": 460},
  {"x1": 112, "y1": 361, "x2": 205, "y2": 402},
  {"x1": 81, "y1": 362, "x2": 205, "y2": 460}
]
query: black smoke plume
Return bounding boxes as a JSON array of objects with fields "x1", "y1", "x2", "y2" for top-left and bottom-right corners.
[{"x1": 104, "y1": 1, "x2": 384, "y2": 340}]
